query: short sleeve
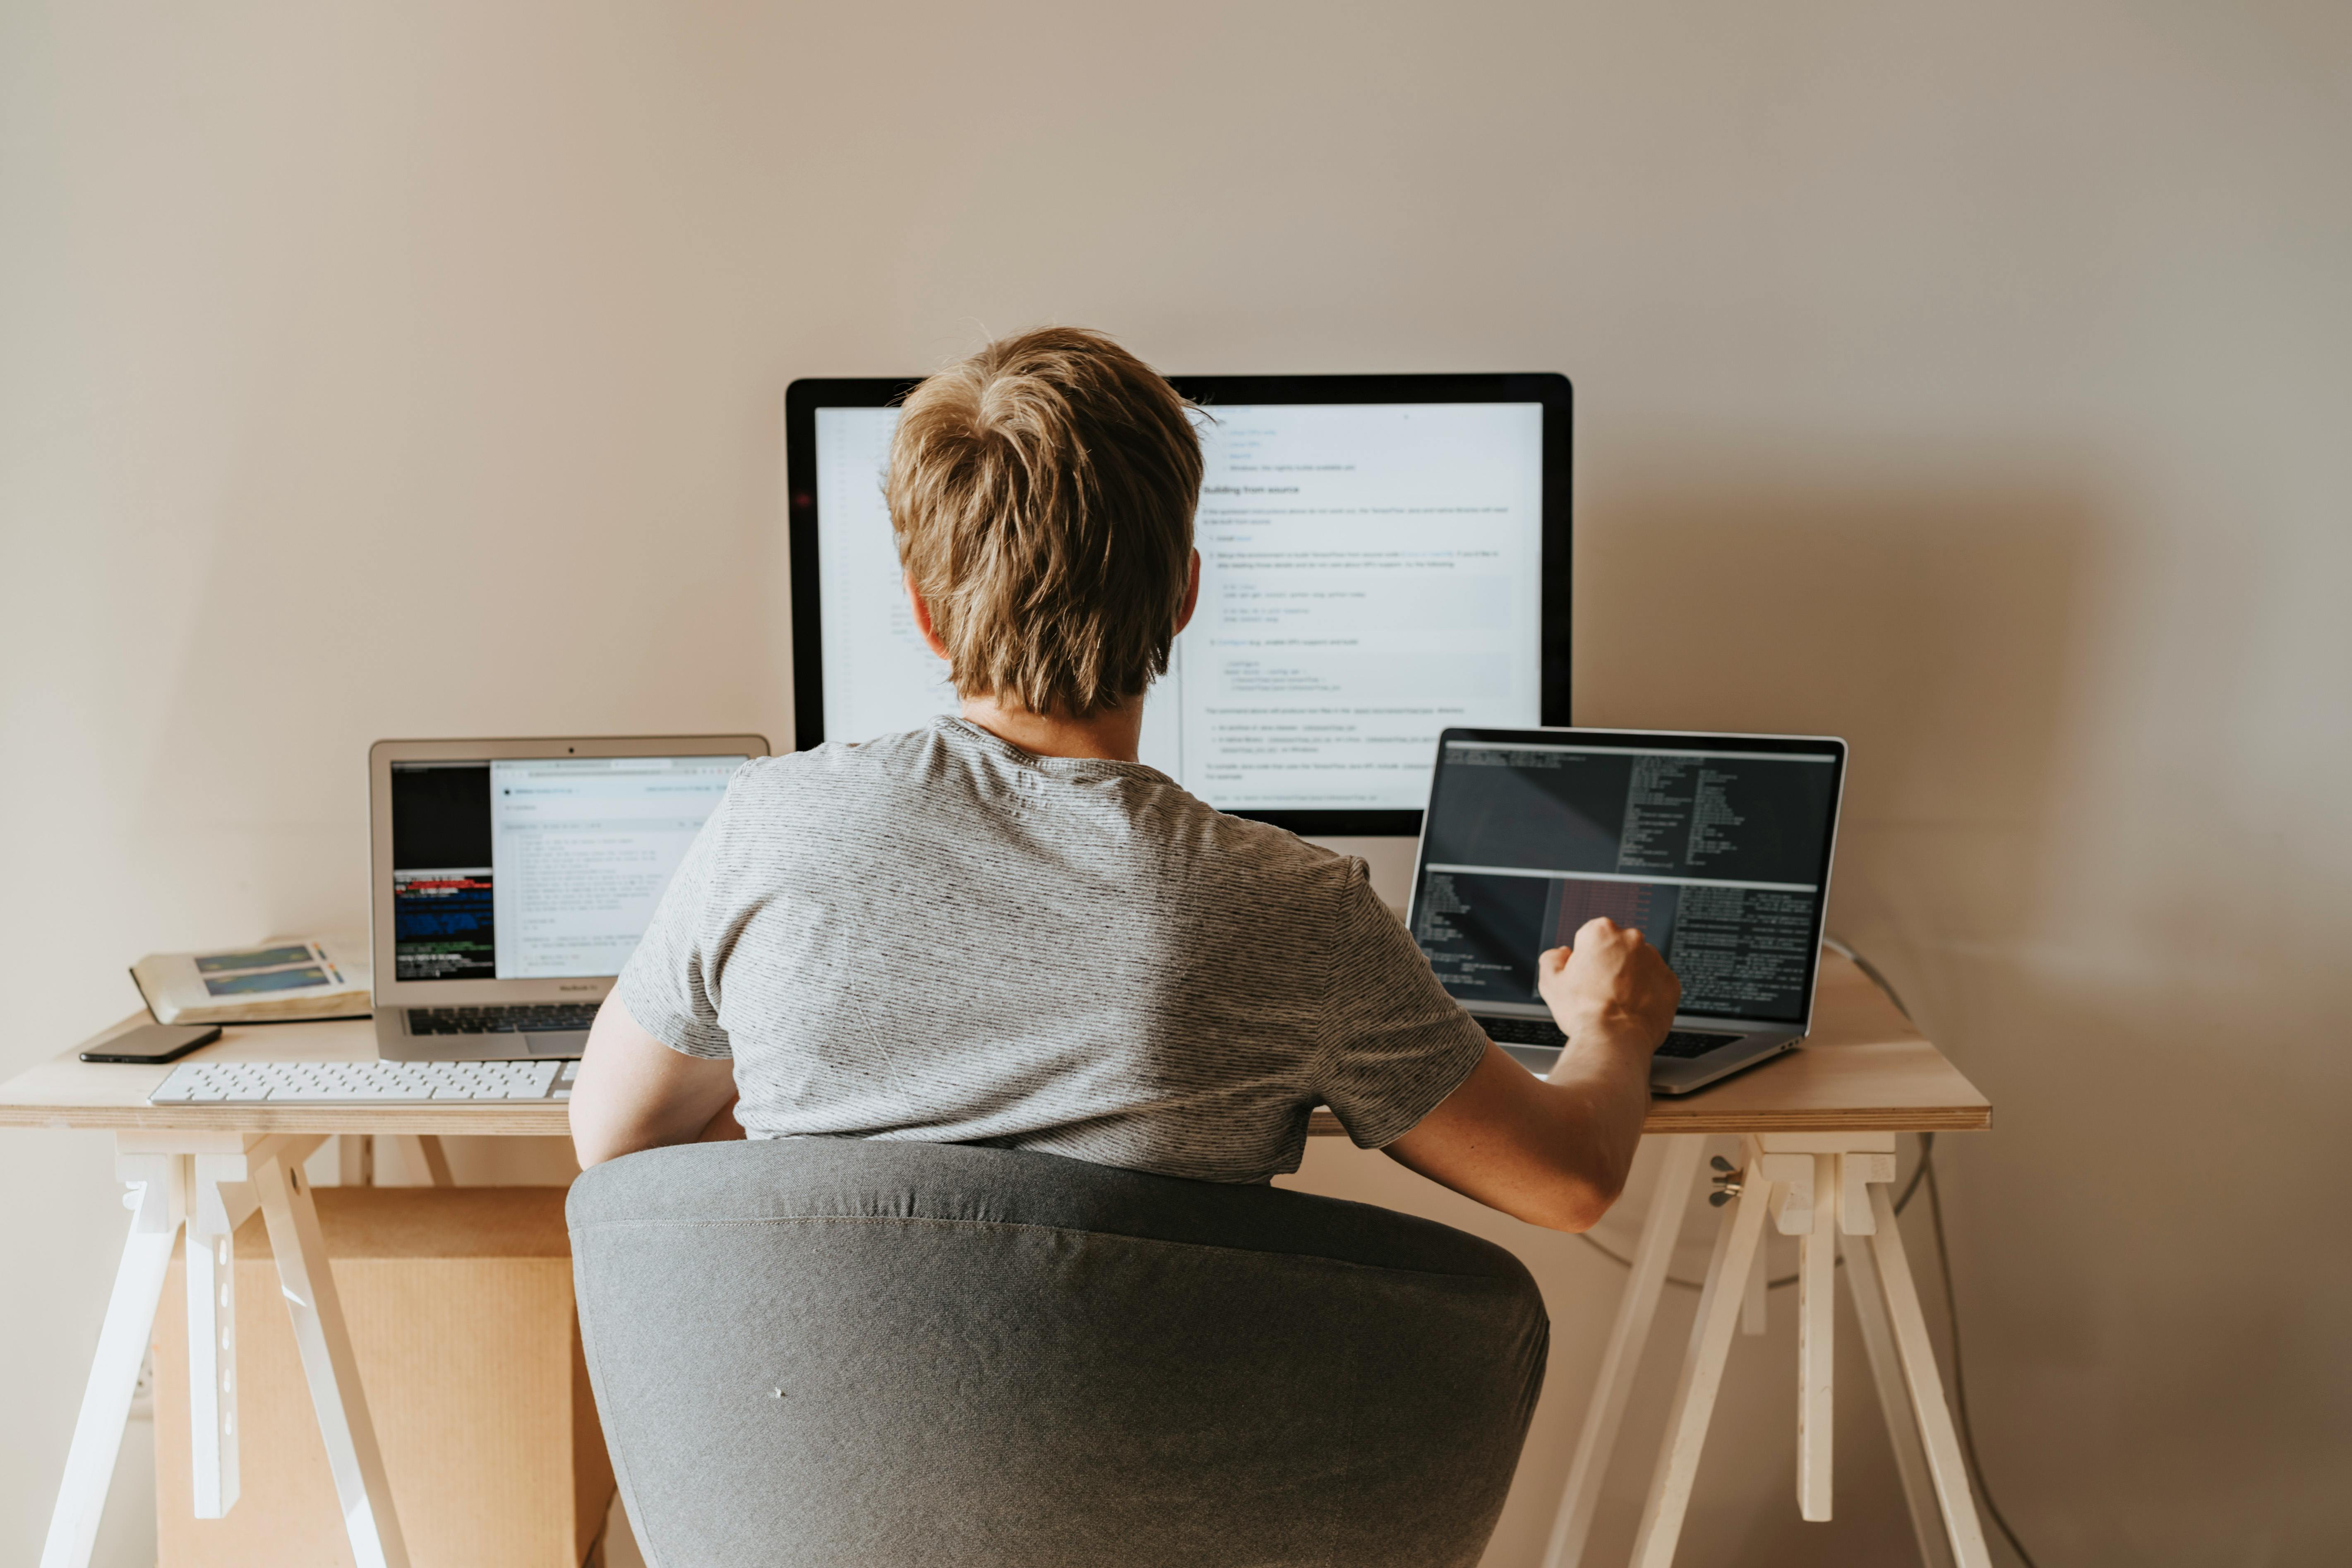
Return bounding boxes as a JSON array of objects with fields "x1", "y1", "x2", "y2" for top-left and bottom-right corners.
[
  {"x1": 612, "y1": 788, "x2": 734, "y2": 1060},
  {"x1": 1311, "y1": 860, "x2": 1489, "y2": 1149}
]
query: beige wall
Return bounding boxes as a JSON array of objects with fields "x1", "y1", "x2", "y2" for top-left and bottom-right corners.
[{"x1": 5, "y1": 2, "x2": 2348, "y2": 1562}]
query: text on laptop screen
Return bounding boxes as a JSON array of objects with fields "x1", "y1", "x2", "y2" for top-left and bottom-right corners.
[
  {"x1": 813, "y1": 401, "x2": 1546, "y2": 812},
  {"x1": 1414, "y1": 741, "x2": 1839, "y2": 1023},
  {"x1": 387, "y1": 756, "x2": 743, "y2": 982}
]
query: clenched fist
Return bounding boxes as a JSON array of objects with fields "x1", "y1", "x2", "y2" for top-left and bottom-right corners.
[{"x1": 1536, "y1": 917, "x2": 1681, "y2": 1055}]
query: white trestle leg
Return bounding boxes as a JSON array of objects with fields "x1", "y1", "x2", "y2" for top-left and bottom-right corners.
[
  {"x1": 1741, "y1": 1225, "x2": 1768, "y2": 1337},
  {"x1": 1628, "y1": 1148, "x2": 1774, "y2": 1568},
  {"x1": 41, "y1": 1154, "x2": 186, "y2": 1568},
  {"x1": 388, "y1": 1133, "x2": 454, "y2": 1186},
  {"x1": 1541, "y1": 1134, "x2": 1705, "y2": 1568},
  {"x1": 250, "y1": 1135, "x2": 413, "y2": 1568},
  {"x1": 1534, "y1": 1128, "x2": 1989, "y2": 1566},
  {"x1": 187, "y1": 1152, "x2": 257, "y2": 1517},
  {"x1": 338, "y1": 1133, "x2": 374, "y2": 1188},
  {"x1": 1862, "y1": 1180, "x2": 1994, "y2": 1568},
  {"x1": 1843, "y1": 1213, "x2": 1958, "y2": 1568},
  {"x1": 1796, "y1": 1151, "x2": 1838, "y2": 1519}
]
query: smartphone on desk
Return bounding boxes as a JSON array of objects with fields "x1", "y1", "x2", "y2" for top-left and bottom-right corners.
[{"x1": 82, "y1": 1023, "x2": 221, "y2": 1064}]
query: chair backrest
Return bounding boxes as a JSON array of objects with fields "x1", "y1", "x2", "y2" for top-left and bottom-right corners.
[{"x1": 569, "y1": 1137, "x2": 1548, "y2": 1568}]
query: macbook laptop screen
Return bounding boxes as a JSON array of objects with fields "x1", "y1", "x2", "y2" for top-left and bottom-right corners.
[
  {"x1": 388, "y1": 754, "x2": 744, "y2": 982},
  {"x1": 1411, "y1": 731, "x2": 1843, "y2": 1025}
]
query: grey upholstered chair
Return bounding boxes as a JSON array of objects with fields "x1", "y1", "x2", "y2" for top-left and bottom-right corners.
[{"x1": 569, "y1": 1137, "x2": 1549, "y2": 1568}]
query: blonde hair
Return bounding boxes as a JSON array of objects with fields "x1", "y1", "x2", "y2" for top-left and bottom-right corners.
[{"x1": 887, "y1": 328, "x2": 1202, "y2": 719}]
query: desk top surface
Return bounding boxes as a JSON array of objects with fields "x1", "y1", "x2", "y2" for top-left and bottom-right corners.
[{"x1": 0, "y1": 951, "x2": 1988, "y2": 1139}]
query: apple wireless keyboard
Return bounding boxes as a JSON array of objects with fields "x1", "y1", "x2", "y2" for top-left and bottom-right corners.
[{"x1": 150, "y1": 1058, "x2": 578, "y2": 1105}]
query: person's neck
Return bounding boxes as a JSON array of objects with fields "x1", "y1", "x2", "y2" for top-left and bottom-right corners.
[{"x1": 958, "y1": 693, "x2": 1145, "y2": 763}]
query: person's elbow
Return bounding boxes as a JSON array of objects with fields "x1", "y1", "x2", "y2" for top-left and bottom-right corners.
[
  {"x1": 1522, "y1": 1167, "x2": 1628, "y2": 1234},
  {"x1": 568, "y1": 1093, "x2": 632, "y2": 1170},
  {"x1": 566, "y1": 995, "x2": 739, "y2": 1169}
]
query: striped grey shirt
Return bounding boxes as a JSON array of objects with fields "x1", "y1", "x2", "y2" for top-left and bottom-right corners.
[{"x1": 616, "y1": 717, "x2": 1488, "y2": 1183}]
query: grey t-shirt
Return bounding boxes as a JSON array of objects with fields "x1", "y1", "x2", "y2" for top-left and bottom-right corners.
[{"x1": 615, "y1": 717, "x2": 1488, "y2": 1184}]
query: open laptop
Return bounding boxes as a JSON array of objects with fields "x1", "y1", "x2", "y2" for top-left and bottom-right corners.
[
  {"x1": 1407, "y1": 727, "x2": 1847, "y2": 1094},
  {"x1": 368, "y1": 735, "x2": 768, "y2": 1061}
]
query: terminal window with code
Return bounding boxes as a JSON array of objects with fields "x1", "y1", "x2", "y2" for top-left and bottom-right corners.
[
  {"x1": 1415, "y1": 741, "x2": 1839, "y2": 1021},
  {"x1": 388, "y1": 756, "x2": 742, "y2": 982},
  {"x1": 813, "y1": 401, "x2": 1547, "y2": 812}
]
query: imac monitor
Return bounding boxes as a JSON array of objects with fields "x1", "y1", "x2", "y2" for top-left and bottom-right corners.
[{"x1": 786, "y1": 373, "x2": 1571, "y2": 836}]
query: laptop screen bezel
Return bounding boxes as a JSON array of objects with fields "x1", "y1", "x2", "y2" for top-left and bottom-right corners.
[
  {"x1": 367, "y1": 734, "x2": 770, "y2": 1010},
  {"x1": 1407, "y1": 725, "x2": 1849, "y2": 1033}
]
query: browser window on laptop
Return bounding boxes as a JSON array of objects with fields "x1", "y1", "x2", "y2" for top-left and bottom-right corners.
[
  {"x1": 369, "y1": 736, "x2": 767, "y2": 1061},
  {"x1": 389, "y1": 756, "x2": 742, "y2": 983}
]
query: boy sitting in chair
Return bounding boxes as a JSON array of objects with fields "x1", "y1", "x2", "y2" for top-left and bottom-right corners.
[{"x1": 570, "y1": 328, "x2": 1676, "y2": 1232}]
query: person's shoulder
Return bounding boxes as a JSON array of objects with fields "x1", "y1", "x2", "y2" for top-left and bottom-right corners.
[
  {"x1": 1159, "y1": 794, "x2": 1368, "y2": 897},
  {"x1": 734, "y1": 728, "x2": 935, "y2": 779},
  {"x1": 719, "y1": 729, "x2": 940, "y2": 809}
]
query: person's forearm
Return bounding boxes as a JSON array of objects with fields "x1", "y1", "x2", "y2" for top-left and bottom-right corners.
[
  {"x1": 1385, "y1": 1039, "x2": 1654, "y2": 1234},
  {"x1": 1532, "y1": 1028, "x2": 1654, "y2": 1225},
  {"x1": 1390, "y1": 919, "x2": 1675, "y2": 1233}
]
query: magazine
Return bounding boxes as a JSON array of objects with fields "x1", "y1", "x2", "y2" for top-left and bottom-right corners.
[{"x1": 130, "y1": 936, "x2": 371, "y2": 1025}]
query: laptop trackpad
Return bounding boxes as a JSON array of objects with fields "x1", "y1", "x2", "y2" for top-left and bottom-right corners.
[{"x1": 524, "y1": 1032, "x2": 589, "y2": 1057}]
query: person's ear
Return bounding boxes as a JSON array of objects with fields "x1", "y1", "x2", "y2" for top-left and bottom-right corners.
[
  {"x1": 1174, "y1": 550, "x2": 1201, "y2": 635},
  {"x1": 905, "y1": 573, "x2": 953, "y2": 662}
]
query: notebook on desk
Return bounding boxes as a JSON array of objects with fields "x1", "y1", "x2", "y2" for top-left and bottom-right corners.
[
  {"x1": 1406, "y1": 726, "x2": 1848, "y2": 1095},
  {"x1": 367, "y1": 735, "x2": 768, "y2": 1062}
]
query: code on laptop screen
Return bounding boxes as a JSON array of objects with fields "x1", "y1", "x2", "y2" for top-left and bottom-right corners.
[{"x1": 1414, "y1": 739, "x2": 1840, "y2": 1024}]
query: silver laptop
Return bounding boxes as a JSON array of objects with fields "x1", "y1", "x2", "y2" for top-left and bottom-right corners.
[
  {"x1": 368, "y1": 735, "x2": 768, "y2": 1061},
  {"x1": 1408, "y1": 726, "x2": 1847, "y2": 1095}
]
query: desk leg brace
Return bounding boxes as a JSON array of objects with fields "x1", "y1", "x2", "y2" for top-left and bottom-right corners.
[
  {"x1": 186, "y1": 1153, "x2": 263, "y2": 1518},
  {"x1": 250, "y1": 1137, "x2": 414, "y2": 1568},
  {"x1": 40, "y1": 1154, "x2": 185, "y2": 1568},
  {"x1": 387, "y1": 1133, "x2": 455, "y2": 1187}
]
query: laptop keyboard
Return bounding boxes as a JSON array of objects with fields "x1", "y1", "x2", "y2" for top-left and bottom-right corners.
[
  {"x1": 1479, "y1": 1016, "x2": 1746, "y2": 1060},
  {"x1": 407, "y1": 1004, "x2": 600, "y2": 1037}
]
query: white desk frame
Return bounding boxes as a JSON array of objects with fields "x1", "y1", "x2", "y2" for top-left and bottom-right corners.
[
  {"x1": 1540, "y1": 1131, "x2": 1991, "y2": 1568},
  {"x1": 41, "y1": 1132, "x2": 448, "y2": 1568},
  {"x1": 17, "y1": 953, "x2": 1983, "y2": 1567}
]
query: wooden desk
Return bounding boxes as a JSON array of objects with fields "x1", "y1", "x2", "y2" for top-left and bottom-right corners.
[{"x1": 5, "y1": 951, "x2": 1992, "y2": 1568}]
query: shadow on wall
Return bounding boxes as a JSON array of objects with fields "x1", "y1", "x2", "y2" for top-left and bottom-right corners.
[
  {"x1": 1522, "y1": 463, "x2": 2108, "y2": 1564},
  {"x1": 1572, "y1": 462, "x2": 2102, "y2": 1025}
]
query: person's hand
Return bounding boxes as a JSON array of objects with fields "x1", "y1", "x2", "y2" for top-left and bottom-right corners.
[{"x1": 1536, "y1": 917, "x2": 1681, "y2": 1056}]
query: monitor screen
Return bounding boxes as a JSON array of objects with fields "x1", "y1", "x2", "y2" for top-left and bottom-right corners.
[
  {"x1": 787, "y1": 374, "x2": 1571, "y2": 835},
  {"x1": 387, "y1": 754, "x2": 745, "y2": 982},
  {"x1": 1411, "y1": 731, "x2": 1845, "y2": 1025}
]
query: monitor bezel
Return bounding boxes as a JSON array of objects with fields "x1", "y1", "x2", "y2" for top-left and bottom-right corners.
[
  {"x1": 784, "y1": 372, "x2": 1572, "y2": 837},
  {"x1": 367, "y1": 733, "x2": 771, "y2": 1007},
  {"x1": 1407, "y1": 725, "x2": 1849, "y2": 1031}
]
